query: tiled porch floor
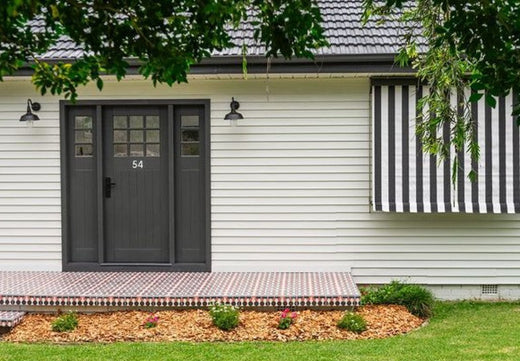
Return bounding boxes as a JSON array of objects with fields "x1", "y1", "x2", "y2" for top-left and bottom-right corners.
[
  {"x1": 0, "y1": 311, "x2": 26, "y2": 328},
  {"x1": 0, "y1": 271, "x2": 360, "y2": 309}
]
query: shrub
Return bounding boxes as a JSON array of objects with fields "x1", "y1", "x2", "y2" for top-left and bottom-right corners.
[
  {"x1": 361, "y1": 281, "x2": 434, "y2": 318},
  {"x1": 277, "y1": 308, "x2": 297, "y2": 330},
  {"x1": 361, "y1": 281, "x2": 403, "y2": 305},
  {"x1": 397, "y1": 284, "x2": 436, "y2": 318},
  {"x1": 209, "y1": 303, "x2": 239, "y2": 331},
  {"x1": 337, "y1": 312, "x2": 367, "y2": 333},
  {"x1": 51, "y1": 312, "x2": 79, "y2": 332}
]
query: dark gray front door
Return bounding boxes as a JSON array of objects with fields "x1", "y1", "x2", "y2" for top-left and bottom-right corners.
[
  {"x1": 62, "y1": 100, "x2": 210, "y2": 271},
  {"x1": 103, "y1": 106, "x2": 169, "y2": 263}
]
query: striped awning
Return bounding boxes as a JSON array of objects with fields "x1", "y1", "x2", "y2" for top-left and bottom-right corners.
[{"x1": 372, "y1": 79, "x2": 520, "y2": 213}]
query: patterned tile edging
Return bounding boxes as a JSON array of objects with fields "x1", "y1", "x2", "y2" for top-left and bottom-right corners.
[
  {"x1": 0, "y1": 295, "x2": 361, "y2": 308},
  {"x1": 0, "y1": 312, "x2": 26, "y2": 328}
]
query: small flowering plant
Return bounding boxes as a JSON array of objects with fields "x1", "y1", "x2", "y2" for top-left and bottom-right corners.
[
  {"x1": 143, "y1": 313, "x2": 159, "y2": 329},
  {"x1": 209, "y1": 302, "x2": 240, "y2": 330},
  {"x1": 277, "y1": 308, "x2": 297, "y2": 330}
]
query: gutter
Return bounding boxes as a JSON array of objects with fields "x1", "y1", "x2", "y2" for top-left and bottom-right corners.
[{"x1": 13, "y1": 53, "x2": 414, "y2": 76}]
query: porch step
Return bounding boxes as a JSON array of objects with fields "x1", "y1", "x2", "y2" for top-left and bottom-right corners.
[
  {"x1": 0, "y1": 311, "x2": 26, "y2": 328},
  {"x1": 0, "y1": 271, "x2": 360, "y2": 310}
]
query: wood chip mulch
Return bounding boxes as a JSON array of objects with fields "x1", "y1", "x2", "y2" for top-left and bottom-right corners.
[{"x1": 3, "y1": 305, "x2": 424, "y2": 343}]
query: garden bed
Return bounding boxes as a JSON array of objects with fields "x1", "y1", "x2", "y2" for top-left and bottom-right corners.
[{"x1": 4, "y1": 305, "x2": 424, "y2": 343}]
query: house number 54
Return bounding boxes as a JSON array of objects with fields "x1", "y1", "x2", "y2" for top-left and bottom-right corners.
[{"x1": 132, "y1": 160, "x2": 144, "y2": 169}]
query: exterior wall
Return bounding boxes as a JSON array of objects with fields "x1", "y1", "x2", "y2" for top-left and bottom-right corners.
[
  {"x1": 0, "y1": 76, "x2": 520, "y2": 290},
  {"x1": 427, "y1": 285, "x2": 520, "y2": 301}
]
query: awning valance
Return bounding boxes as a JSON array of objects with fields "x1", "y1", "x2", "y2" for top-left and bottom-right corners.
[{"x1": 372, "y1": 83, "x2": 520, "y2": 213}]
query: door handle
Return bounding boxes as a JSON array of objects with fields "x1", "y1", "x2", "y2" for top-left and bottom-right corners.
[{"x1": 104, "y1": 177, "x2": 116, "y2": 198}]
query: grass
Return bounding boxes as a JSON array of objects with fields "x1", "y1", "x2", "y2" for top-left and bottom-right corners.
[{"x1": 1, "y1": 302, "x2": 519, "y2": 361}]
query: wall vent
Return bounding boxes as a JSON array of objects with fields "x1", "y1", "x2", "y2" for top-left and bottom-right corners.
[{"x1": 481, "y1": 284, "x2": 498, "y2": 295}]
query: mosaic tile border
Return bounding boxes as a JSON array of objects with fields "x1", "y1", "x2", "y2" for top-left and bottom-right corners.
[
  {"x1": 0, "y1": 295, "x2": 360, "y2": 308},
  {"x1": 0, "y1": 271, "x2": 361, "y2": 309},
  {"x1": 0, "y1": 311, "x2": 26, "y2": 328}
]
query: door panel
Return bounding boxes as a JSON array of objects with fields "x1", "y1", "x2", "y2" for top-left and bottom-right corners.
[
  {"x1": 103, "y1": 106, "x2": 169, "y2": 263},
  {"x1": 67, "y1": 107, "x2": 98, "y2": 262},
  {"x1": 175, "y1": 106, "x2": 206, "y2": 263}
]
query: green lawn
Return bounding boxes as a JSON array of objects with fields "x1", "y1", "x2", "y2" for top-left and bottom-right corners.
[{"x1": 1, "y1": 302, "x2": 519, "y2": 361}]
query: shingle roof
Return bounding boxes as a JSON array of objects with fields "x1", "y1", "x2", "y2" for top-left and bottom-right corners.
[{"x1": 35, "y1": 0, "x2": 405, "y2": 60}]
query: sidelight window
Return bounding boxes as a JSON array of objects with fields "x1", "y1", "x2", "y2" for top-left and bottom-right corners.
[
  {"x1": 74, "y1": 116, "x2": 93, "y2": 157},
  {"x1": 180, "y1": 115, "x2": 200, "y2": 156}
]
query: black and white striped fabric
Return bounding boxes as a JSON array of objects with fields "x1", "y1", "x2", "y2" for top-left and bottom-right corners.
[{"x1": 372, "y1": 80, "x2": 520, "y2": 213}]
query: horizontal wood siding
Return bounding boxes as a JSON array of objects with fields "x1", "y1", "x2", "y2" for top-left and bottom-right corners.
[{"x1": 0, "y1": 77, "x2": 519, "y2": 284}]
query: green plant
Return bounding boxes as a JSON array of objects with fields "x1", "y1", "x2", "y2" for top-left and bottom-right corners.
[
  {"x1": 1, "y1": 1, "x2": 327, "y2": 102},
  {"x1": 277, "y1": 308, "x2": 297, "y2": 330},
  {"x1": 337, "y1": 312, "x2": 367, "y2": 333},
  {"x1": 143, "y1": 313, "x2": 159, "y2": 329},
  {"x1": 51, "y1": 312, "x2": 79, "y2": 332},
  {"x1": 361, "y1": 281, "x2": 435, "y2": 318},
  {"x1": 209, "y1": 303, "x2": 239, "y2": 331},
  {"x1": 396, "y1": 284, "x2": 436, "y2": 318}
]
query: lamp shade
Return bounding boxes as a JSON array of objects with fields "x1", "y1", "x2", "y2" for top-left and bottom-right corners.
[
  {"x1": 224, "y1": 111, "x2": 243, "y2": 120},
  {"x1": 224, "y1": 97, "x2": 243, "y2": 120},
  {"x1": 19, "y1": 112, "x2": 40, "y2": 122}
]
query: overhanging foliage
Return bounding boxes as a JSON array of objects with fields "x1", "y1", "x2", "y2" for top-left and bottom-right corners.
[{"x1": 0, "y1": 0, "x2": 327, "y2": 100}]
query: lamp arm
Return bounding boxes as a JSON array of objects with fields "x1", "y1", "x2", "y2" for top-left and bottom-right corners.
[{"x1": 27, "y1": 99, "x2": 41, "y2": 111}]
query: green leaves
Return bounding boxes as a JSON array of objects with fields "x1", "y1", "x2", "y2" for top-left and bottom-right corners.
[
  {"x1": 0, "y1": 0, "x2": 327, "y2": 100},
  {"x1": 468, "y1": 92, "x2": 483, "y2": 103},
  {"x1": 32, "y1": 57, "x2": 104, "y2": 101},
  {"x1": 363, "y1": 0, "x2": 519, "y2": 184},
  {"x1": 485, "y1": 93, "x2": 497, "y2": 108},
  {"x1": 363, "y1": 0, "x2": 520, "y2": 185},
  {"x1": 252, "y1": 0, "x2": 327, "y2": 60}
]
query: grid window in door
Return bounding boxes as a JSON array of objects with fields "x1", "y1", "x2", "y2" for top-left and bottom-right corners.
[
  {"x1": 113, "y1": 115, "x2": 160, "y2": 157},
  {"x1": 74, "y1": 116, "x2": 93, "y2": 157},
  {"x1": 181, "y1": 115, "x2": 200, "y2": 156}
]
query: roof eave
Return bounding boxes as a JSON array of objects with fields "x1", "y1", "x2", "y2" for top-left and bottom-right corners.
[{"x1": 13, "y1": 53, "x2": 414, "y2": 76}]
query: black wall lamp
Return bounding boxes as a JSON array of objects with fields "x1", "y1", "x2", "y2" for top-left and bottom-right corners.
[
  {"x1": 20, "y1": 99, "x2": 41, "y2": 127},
  {"x1": 224, "y1": 97, "x2": 243, "y2": 127}
]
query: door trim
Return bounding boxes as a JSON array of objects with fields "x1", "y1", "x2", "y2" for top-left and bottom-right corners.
[{"x1": 60, "y1": 99, "x2": 211, "y2": 272}]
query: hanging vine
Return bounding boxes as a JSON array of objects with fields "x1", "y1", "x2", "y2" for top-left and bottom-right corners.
[{"x1": 363, "y1": 0, "x2": 478, "y2": 182}]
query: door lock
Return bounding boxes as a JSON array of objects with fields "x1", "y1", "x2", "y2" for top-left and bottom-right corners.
[{"x1": 104, "y1": 177, "x2": 116, "y2": 198}]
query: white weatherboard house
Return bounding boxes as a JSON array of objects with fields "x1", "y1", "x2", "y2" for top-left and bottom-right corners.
[{"x1": 1, "y1": 1, "x2": 519, "y2": 300}]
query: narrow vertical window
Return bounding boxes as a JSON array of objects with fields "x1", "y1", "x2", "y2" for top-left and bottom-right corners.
[
  {"x1": 180, "y1": 115, "x2": 200, "y2": 156},
  {"x1": 74, "y1": 116, "x2": 93, "y2": 157}
]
